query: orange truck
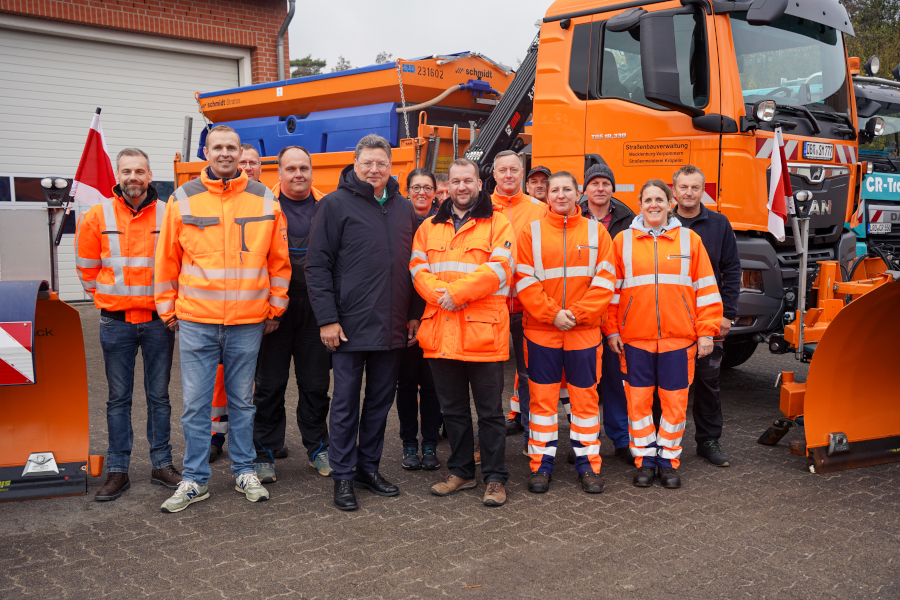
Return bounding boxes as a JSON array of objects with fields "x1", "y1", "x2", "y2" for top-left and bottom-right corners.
[{"x1": 532, "y1": 0, "x2": 866, "y2": 369}]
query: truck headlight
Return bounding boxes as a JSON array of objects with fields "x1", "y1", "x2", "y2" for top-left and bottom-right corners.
[
  {"x1": 741, "y1": 270, "x2": 763, "y2": 293},
  {"x1": 755, "y1": 101, "x2": 776, "y2": 122}
]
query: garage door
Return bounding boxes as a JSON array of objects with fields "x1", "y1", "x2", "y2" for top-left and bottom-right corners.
[{"x1": 0, "y1": 26, "x2": 241, "y2": 301}]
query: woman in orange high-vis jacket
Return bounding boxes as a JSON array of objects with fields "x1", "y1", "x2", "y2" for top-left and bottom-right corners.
[
  {"x1": 514, "y1": 171, "x2": 616, "y2": 495},
  {"x1": 606, "y1": 179, "x2": 723, "y2": 490}
]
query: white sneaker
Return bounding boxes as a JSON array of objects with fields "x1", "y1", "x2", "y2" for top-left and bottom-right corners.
[
  {"x1": 235, "y1": 472, "x2": 269, "y2": 502},
  {"x1": 160, "y1": 480, "x2": 209, "y2": 513}
]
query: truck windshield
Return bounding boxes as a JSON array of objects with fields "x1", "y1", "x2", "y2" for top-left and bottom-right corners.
[
  {"x1": 732, "y1": 13, "x2": 849, "y2": 114},
  {"x1": 858, "y1": 104, "x2": 900, "y2": 157}
]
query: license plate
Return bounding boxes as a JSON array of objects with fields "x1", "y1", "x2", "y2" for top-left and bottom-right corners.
[
  {"x1": 868, "y1": 222, "x2": 892, "y2": 234},
  {"x1": 803, "y1": 142, "x2": 834, "y2": 161}
]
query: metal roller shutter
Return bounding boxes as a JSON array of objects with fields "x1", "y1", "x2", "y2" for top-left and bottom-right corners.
[{"x1": 0, "y1": 26, "x2": 241, "y2": 301}]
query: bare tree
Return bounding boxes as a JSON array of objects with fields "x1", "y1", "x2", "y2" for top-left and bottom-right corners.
[
  {"x1": 375, "y1": 52, "x2": 394, "y2": 64},
  {"x1": 331, "y1": 56, "x2": 353, "y2": 72}
]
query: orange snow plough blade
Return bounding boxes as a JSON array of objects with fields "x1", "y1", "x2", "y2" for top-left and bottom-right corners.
[{"x1": 803, "y1": 278, "x2": 900, "y2": 473}]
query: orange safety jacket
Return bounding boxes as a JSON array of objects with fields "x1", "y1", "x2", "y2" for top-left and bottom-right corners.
[
  {"x1": 514, "y1": 209, "x2": 617, "y2": 330},
  {"x1": 154, "y1": 168, "x2": 291, "y2": 326},
  {"x1": 75, "y1": 186, "x2": 166, "y2": 324},
  {"x1": 605, "y1": 217, "x2": 723, "y2": 343},
  {"x1": 492, "y1": 189, "x2": 548, "y2": 313},
  {"x1": 410, "y1": 191, "x2": 515, "y2": 362}
]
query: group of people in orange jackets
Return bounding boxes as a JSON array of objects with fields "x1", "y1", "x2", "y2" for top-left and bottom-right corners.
[{"x1": 76, "y1": 124, "x2": 726, "y2": 513}]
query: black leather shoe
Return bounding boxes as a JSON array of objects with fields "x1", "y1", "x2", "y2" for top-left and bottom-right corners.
[
  {"x1": 697, "y1": 440, "x2": 730, "y2": 467},
  {"x1": 567, "y1": 449, "x2": 576, "y2": 464},
  {"x1": 421, "y1": 445, "x2": 440, "y2": 470},
  {"x1": 401, "y1": 445, "x2": 421, "y2": 470},
  {"x1": 274, "y1": 446, "x2": 289, "y2": 460},
  {"x1": 505, "y1": 418, "x2": 523, "y2": 435},
  {"x1": 334, "y1": 480, "x2": 358, "y2": 511},
  {"x1": 354, "y1": 471, "x2": 399, "y2": 497},
  {"x1": 615, "y1": 446, "x2": 633, "y2": 465},
  {"x1": 659, "y1": 467, "x2": 682, "y2": 489},
  {"x1": 528, "y1": 471, "x2": 551, "y2": 493},
  {"x1": 580, "y1": 471, "x2": 604, "y2": 494},
  {"x1": 632, "y1": 466, "x2": 655, "y2": 487},
  {"x1": 209, "y1": 444, "x2": 222, "y2": 463}
]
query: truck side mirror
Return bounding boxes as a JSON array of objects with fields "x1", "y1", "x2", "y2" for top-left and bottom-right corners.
[
  {"x1": 639, "y1": 11, "x2": 704, "y2": 118},
  {"x1": 607, "y1": 7, "x2": 646, "y2": 32},
  {"x1": 746, "y1": 0, "x2": 788, "y2": 26}
]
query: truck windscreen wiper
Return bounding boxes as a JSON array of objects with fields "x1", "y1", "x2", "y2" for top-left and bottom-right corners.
[
  {"x1": 808, "y1": 109, "x2": 856, "y2": 139},
  {"x1": 776, "y1": 105, "x2": 821, "y2": 135}
]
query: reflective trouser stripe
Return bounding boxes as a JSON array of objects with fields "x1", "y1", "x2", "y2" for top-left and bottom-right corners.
[
  {"x1": 529, "y1": 430, "x2": 558, "y2": 442},
  {"x1": 211, "y1": 420, "x2": 229, "y2": 434},
  {"x1": 529, "y1": 413, "x2": 558, "y2": 426},
  {"x1": 527, "y1": 445, "x2": 556, "y2": 456},
  {"x1": 572, "y1": 445, "x2": 600, "y2": 456},
  {"x1": 630, "y1": 431, "x2": 657, "y2": 446},
  {"x1": 509, "y1": 398, "x2": 520, "y2": 412},
  {"x1": 211, "y1": 406, "x2": 228, "y2": 418},
  {"x1": 631, "y1": 447, "x2": 657, "y2": 457}
]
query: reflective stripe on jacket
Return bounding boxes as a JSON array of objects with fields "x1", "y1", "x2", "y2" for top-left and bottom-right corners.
[
  {"x1": 411, "y1": 191, "x2": 514, "y2": 362},
  {"x1": 75, "y1": 186, "x2": 165, "y2": 323},
  {"x1": 491, "y1": 189, "x2": 547, "y2": 313},
  {"x1": 153, "y1": 168, "x2": 291, "y2": 326},
  {"x1": 514, "y1": 209, "x2": 616, "y2": 331},
  {"x1": 605, "y1": 216, "x2": 723, "y2": 342}
]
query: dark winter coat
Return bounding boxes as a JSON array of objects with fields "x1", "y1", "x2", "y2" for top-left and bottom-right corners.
[
  {"x1": 677, "y1": 204, "x2": 742, "y2": 319},
  {"x1": 306, "y1": 165, "x2": 422, "y2": 352}
]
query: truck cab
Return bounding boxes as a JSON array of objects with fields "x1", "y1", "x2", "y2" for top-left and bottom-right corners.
[
  {"x1": 533, "y1": 0, "x2": 859, "y2": 366},
  {"x1": 854, "y1": 80, "x2": 900, "y2": 251}
]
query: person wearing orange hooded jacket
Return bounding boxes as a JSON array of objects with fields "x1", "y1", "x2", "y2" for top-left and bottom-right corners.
[
  {"x1": 154, "y1": 125, "x2": 291, "y2": 513},
  {"x1": 514, "y1": 171, "x2": 616, "y2": 494},
  {"x1": 491, "y1": 150, "x2": 549, "y2": 445},
  {"x1": 411, "y1": 158, "x2": 515, "y2": 507},
  {"x1": 606, "y1": 179, "x2": 723, "y2": 490}
]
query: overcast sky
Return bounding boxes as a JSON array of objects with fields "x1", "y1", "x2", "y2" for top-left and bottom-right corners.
[{"x1": 287, "y1": 1, "x2": 555, "y2": 73}]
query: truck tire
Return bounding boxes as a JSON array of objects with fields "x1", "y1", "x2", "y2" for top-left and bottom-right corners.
[{"x1": 721, "y1": 338, "x2": 758, "y2": 370}]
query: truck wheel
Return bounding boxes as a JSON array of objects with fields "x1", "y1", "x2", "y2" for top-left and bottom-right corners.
[{"x1": 721, "y1": 338, "x2": 758, "y2": 370}]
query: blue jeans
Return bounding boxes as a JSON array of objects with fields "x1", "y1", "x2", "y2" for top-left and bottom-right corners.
[
  {"x1": 178, "y1": 320, "x2": 264, "y2": 485},
  {"x1": 99, "y1": 316, "x2": 175, "y2": 473}
]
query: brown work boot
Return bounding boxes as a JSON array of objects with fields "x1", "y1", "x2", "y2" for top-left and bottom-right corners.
[
  {"x1": 430, "y1": 473, "x2": 476, "y2": 496},
  {"x1": 95, "y1": 472, "x2": 130, "y2": 501},
  {"x1": 580, "y1": 471, "x2": 604, "y2": 494},
  {"x1": 483, "y1": 481, "x2": 507, "y2": 506},
  {"x1": 151, "y1": 465, "x2": 183, "y2": 489}
]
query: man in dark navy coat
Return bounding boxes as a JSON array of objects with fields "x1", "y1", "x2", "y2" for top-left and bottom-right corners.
[{"x1": 306, "y1": 134, "x2": 422, "y2": 511}]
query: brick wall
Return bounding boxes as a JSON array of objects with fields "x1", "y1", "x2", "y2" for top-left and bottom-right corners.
[{"x1": 0, "y1": 0, "x2": 289, "y2": 83}]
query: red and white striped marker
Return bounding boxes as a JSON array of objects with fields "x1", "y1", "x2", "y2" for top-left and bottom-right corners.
[{"x1": 0, "y1": 322, "x2": 35, "y2": 385}]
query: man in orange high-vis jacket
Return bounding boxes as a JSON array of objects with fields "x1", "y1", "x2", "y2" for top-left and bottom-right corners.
[
  {"x1": 210, "y1": 143, "x2": 263, "y2": 463},
  {"x1": 412, "y1": 158, "x2": 515, "y2": 507},
  {"x1": 606, "y1": 180, "x2": 723, "y2": 490},
  {"x1": 75, "y1": 147, "x2": 182, "y2": 502},
  {"x1": 514, "y1": 171, "x2": 616, "y2": 495},
  {"x1": 155, "y1": 125, "x2": 291, "y2": 514},
  {"x1": 491, "y1": 150, "x2": 548, "y2": 442}
]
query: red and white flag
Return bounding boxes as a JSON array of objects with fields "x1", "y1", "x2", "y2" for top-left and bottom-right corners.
[
  {"x1": 69, "y1": 108, "x2": 116, "y2": 206},
  {"x1": 766, "y1": 127, "x2": 792, "y2": 242}
]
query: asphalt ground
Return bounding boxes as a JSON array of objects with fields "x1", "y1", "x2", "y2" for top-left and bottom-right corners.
[{"x1": 0, "y1": 303, "x2": 897, "y2": 599}]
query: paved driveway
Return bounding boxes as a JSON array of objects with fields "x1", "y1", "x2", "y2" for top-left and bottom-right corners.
[{"x1": 0, "y1": 304, "x2": 897, "y2": 599}]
